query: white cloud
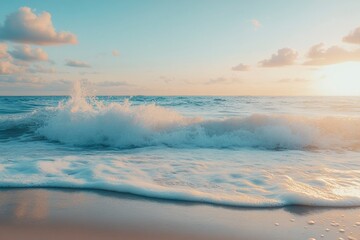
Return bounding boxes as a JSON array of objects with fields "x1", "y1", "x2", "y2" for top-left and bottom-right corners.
[
  {"x1": 251, "y1": 19, "x2": 261, "y2": 30},
  {"x1": 9, "y1": 45, "x2": 48, "y2": 61},
  {"x1": 0, "y1": 43, "x2": 52, "y2": 74},
  {"x1": 304, "y1": 43, "x2": 360, "y2": 65},
  {"x1": 343, "y1": 26, "x2": 360, "y2": 45},
  {"x1": 65, "y1": 60, "x2": 91, "y2": 68},
  {"x1": 0, "y1": 43, "x2": 21, "y2": 74},
  {"x1": 0, "y1": 7, "x2": 77, "y2": 45},
  {"x1": 259, "y1": 48, "x2": 298, "y2": 67},
  {"x1": 232, "y1": 63, "x2": 250, "y2": 71}
]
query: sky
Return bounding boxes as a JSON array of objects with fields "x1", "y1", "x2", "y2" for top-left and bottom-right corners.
[{"x1": 0, "y1": 0, "x2": 360, "y2": 96}]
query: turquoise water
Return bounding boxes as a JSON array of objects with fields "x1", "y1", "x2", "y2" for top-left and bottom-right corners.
[{"x1": 0, "y1": 89, "x2": 359, "y2": 207}]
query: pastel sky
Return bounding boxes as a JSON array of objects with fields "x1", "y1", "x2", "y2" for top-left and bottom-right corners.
[{"x1": 0, "y1": 0, "x2": 360, "y2": 96}]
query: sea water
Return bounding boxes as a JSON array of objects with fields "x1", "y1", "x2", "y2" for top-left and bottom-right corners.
[{"x1": 0, "y1": 83, "x2": 359, "y2": 207}]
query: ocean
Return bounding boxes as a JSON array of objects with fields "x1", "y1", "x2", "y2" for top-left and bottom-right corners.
[{"x1": 1, "y1": 85, "x2": 359, "y2": 208}]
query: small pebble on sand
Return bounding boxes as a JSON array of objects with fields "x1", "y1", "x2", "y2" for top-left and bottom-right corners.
[
  {"x1": 339, "y1": 229, "x2": 345, "y2": 233},
  {"x1": 274, "y1": 223, "x2": 279, "y2": 226},
  {"x1": 308, "y1": 220, "x2": 315, "y2": 225}
]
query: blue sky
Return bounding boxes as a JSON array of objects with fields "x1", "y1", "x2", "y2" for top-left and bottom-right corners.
[{"x1": 0, "y1": 0, "x2": 360, "y2": 95}]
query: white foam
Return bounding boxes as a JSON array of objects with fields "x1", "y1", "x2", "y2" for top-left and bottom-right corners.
[
  {"x1": 36, "y1": 82, "x2": 360, "y2": 150},
  {"x1": 1, "y1": 82, "x2": 360, "y2": 208},
  {"x1": 0, "y1": 146, "x2": 359, "y2": 208}
]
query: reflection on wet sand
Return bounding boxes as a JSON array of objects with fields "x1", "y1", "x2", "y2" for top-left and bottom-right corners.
[
  {"x1": 0, "y1": 188, "x2": 359, "y2": 240},
  {"x1": 0, "y1": 189, "x2": 49, "y2": 221},
  {"x1": 14, "y1": 190, "x2": 48, "y2": 220},
  {"x1": 0, "y1": 188, "x2": 86, "y2": 222}
]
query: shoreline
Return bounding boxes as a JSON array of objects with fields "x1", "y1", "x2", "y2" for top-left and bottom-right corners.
[
  {"x1": 1, "y1": 186, "x2": 360, "y2": 210},
  {"x1": 0, "y1": 188, "x2": 359, "y2": 240}
]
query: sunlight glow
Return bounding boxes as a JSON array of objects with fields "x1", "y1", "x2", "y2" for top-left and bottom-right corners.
[{"x1": 314, "y1": 62, "x2": 360, "y2": 96}]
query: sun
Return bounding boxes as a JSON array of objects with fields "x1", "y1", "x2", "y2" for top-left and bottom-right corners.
[{"x1": 314, "y1": 62, "x2": 360, "y2": 96}]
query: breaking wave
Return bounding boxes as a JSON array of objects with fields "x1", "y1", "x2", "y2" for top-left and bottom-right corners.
[
  {"x1": 1, "y1": 82, "x2": 360, "y2": 150},
  {"x1": 1, "y1": 82, "x2": 360, "y2": 208}
]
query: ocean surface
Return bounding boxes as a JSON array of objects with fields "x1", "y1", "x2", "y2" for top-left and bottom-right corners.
[{"x1": 1, "y1": 85, "x2": 360, "y2": 207}]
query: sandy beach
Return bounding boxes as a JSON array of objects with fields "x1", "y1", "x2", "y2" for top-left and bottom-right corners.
[
  {"x1": 1, "y1": 1, "x2": 360, "y2": 240},
  {"x1": 0, "y1": 188, "x2": 358, "y2": 240}
]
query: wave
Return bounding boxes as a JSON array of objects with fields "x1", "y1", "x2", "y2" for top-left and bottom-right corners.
[
  {"x1": 1, "y1": 156, "x2": 359, "y2": 208},
  {"x1": 37, "y1": 109, "x2": 360, "y2": 150},
  {"x1": 1, "y1": 82, "x2": 360, "y2": 150},
  {"x1": 1, "y1": 82, "x2": 360, "y2": 208},
  {"x1": 2, "y1": 184, "x2": 360, "y2": 208}
]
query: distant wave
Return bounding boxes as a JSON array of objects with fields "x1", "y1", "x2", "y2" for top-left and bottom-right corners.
[{"x1": 1, "y1": 82, "x2": 360, "y2": 150}]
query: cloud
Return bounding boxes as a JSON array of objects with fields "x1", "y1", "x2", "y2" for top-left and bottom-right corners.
[
  {"x1": 0, "y1": 61, "x2": 17, "y2": 74},
  {"x1": 27, "y1": 64, "x2": 56, "y2": 73},
  {"x1": 277, "y1": 78, "x2": 310, "y2": 83},
  {"x1": 0, "y1": 43, "x2": 10, "y2": 59},
  {"x1": 0, "y1": 76, "x2": 73, "y2": 95},
  {"x1": 304, "y1": 43, "x2": 360, "y2": 65},
  {"x1": 343, "y1": 26, "x2": 360, "y2": 45},
  {"x1": 259, "y1": 48, "x2": 298, "y2": 67},
  {"x1": 159, "y1": 76, "x2": 174, "y2": 83},
  {"x1": 96, "y1": 80, "x2": 131, "y2": 87},
  {"x1": 251, "y1": 19, "x2": 261, "y2": 30},
  {"x1": 205, "y1": 77, "x2": 227, "y2": 85},
  {"x1": 79, "y1": 71, "x2": 99, "y2": 75},
  {"x1": 204, "y1": 77, "x2": 242, "y2": 85},
  {"x1": 65, "y1": 60, "x2": 91, "y2": 68},
  {"x1": 112, "y1": 50, "x2": 120, "y2": 57},
  {"x1": 0, "y1": 43, "x2": 21, "y2": 74},
  {"x1": 232, "y1": 63, "x2": 250, "y2": 71},
  {"x1": 0, "y1": 7, "x2": 77, "y2": 45},
  {"x1": 0, "y1": 74, "x2": 43, "y2": 85},
  {"x1": 9, "y1": 45, "x2": 48, "y2": 61},
  {"x1": 0, "y1": 43, "x2": 52, "y2": 74}
]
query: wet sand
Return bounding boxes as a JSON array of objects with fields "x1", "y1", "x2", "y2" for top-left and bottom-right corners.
[{"x1": 0, "y1": 188, "x2": 359, "y2": 240}]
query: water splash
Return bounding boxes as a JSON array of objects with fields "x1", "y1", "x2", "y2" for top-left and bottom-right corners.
[
  {"x1": 33, "y1": 82, "x2": 360, "y2": 150},
  {"x1": 1, "y1": 83, "x2": 360, "y2": 208}
]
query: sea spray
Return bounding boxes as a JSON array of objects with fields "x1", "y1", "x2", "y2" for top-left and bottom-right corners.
[
  {"x1": 35, "y1": 82, "x2": 360, "y2": 150},
  {"x1": 1, "y1": 86, "x2": 360, "y2": 208}
]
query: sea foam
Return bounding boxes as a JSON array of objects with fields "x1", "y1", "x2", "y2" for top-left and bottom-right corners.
[
  {"x1": 1, "y1": 83, "x2": 360, "y2": 208},
  {"x1": 34, "y1": 82, "x2": 360, "y2": 150},
  {"x1": 0, "y1": 148, "x2": 359, "y2": 207}
]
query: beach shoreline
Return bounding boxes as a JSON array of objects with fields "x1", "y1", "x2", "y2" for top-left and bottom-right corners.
[{"x1": 0, "y1": 188, "x2": 359, "y2": 240}]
